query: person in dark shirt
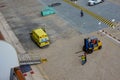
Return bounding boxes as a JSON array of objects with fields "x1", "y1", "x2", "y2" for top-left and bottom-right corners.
[{"x1": 80, "y1": 10, "x2": 84, "y2": 17}]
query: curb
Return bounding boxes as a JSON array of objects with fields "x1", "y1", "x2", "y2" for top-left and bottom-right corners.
[
  {"x1": 0, "y1": 13, "x2": 26, "y2": 54},
  {"x1": 99, "y1": 30, "x2": 120, "y2": 44}
]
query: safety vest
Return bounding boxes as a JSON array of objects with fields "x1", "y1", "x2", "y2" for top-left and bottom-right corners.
[{"x1": 81, "y1": 55, "x2": 85, "y2": 61}]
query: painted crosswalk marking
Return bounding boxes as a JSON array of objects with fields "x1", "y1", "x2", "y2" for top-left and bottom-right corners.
[{"x1": 63, "y1": 0, "x2": 117, "y2": 27}]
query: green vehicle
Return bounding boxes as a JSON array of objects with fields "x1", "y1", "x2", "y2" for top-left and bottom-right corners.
[{"x1": 41, "y1": 7, "x2": 56, "y2": 16}]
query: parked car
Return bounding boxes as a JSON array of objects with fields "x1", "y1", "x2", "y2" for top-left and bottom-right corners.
[
  {"x1": 48, "y1": 3, "x2": 61, "y2": 7},
  {"x1": 88, "y1": 0, "x2": 104, "y2": 6}
]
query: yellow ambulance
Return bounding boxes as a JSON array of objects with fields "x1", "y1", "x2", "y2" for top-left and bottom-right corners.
[{"x1": 30, "y1": 28, "x2": 50, "y2": 47}]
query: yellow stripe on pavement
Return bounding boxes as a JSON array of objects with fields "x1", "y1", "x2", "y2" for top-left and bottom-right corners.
[{"x1": 63, "y1": 0, "x2": 116, "y2": 27}]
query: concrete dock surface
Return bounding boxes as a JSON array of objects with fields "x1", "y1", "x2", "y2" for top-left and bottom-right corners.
[{"x1": 0, "y1": 0, "x2": 120, "y2": 80}]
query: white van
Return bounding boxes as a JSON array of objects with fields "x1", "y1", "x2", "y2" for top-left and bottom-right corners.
[{"x1": 88, "y1": 0, "x2": 104, "y2": 6}]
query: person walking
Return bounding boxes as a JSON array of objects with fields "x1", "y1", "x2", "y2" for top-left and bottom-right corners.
[{"x1": 80, "y1": 10, "x2": 84, "y2": 17}]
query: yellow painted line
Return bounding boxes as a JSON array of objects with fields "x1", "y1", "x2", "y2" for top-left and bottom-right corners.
[
  {"x1": 63, "y1": 0, "x2": 116, "y2": 27},
  {"x1": 37, "y1": 65, "x2": 50, "y2": 80}
]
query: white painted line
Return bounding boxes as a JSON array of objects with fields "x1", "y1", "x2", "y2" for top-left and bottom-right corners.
[{"x1": 99, "y1": 30, "x2": 120, "y2": 44}]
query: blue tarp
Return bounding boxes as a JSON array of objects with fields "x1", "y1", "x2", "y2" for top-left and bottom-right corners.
[
  {"x1": 20, "y1": 65, "x2": 32, "y2": 73},
  {"x1": 41, "y1": 7, "x2": 55, "y2": 16}
]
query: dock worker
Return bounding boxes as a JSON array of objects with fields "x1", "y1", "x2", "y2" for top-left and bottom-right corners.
[
  {"x1": 80, "y1": 10, "x2": 84, "y2": 17},
  {"x1": 81, "y1": 54, "x2": 87, "y2": 65}
]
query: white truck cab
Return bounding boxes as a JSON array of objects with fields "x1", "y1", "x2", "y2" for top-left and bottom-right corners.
[{"x1": 88, "y1": 0, "x2": 104, "y2": 6}]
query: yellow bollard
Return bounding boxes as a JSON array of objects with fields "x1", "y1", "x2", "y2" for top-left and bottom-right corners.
[{"x1": 41, "y1": 58, "x2": 48, "y2": 63}]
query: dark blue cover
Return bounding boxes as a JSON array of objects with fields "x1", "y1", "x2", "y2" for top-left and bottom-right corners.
[{"x1": 20, "y1": 65, "x2": 32, "y2": 73}]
